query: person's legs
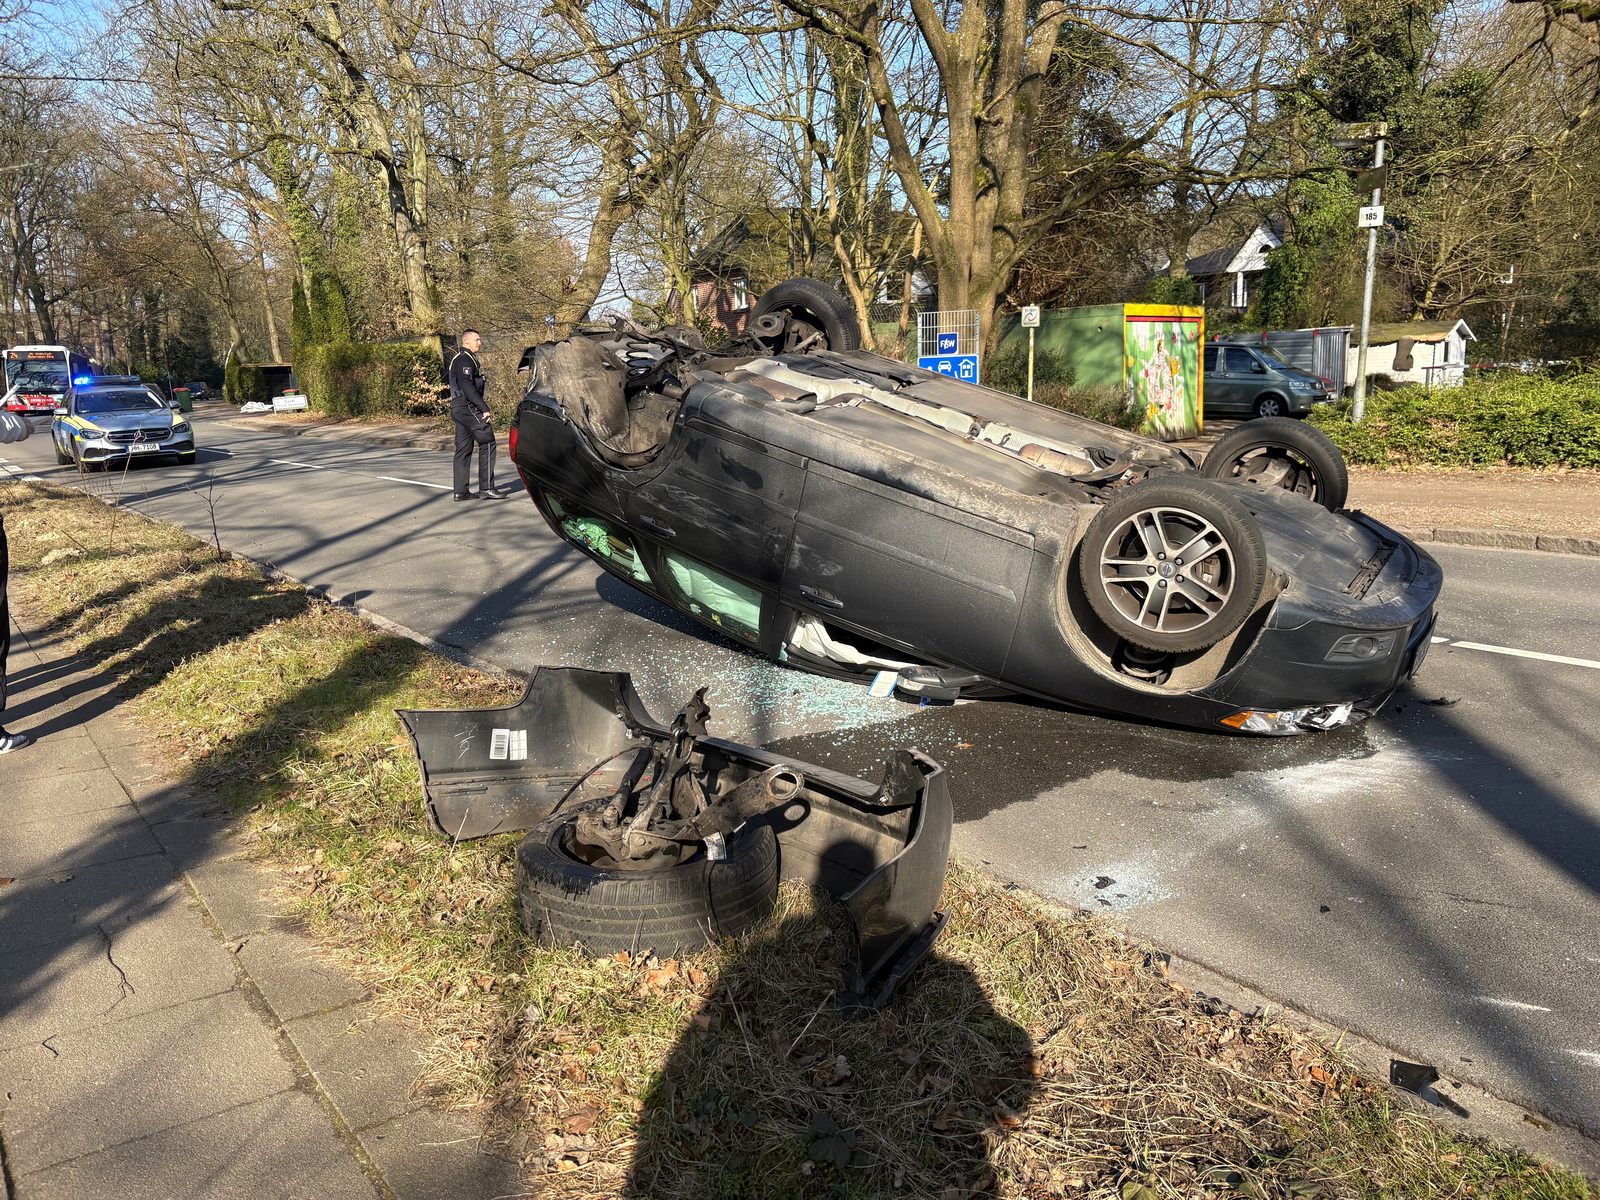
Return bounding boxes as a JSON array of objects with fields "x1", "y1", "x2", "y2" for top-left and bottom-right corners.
[
  {"x1": 477, "y1": 432, "x2": 497, "y2": 493},
  {"x1": 1, "y1": 512, "x2": 9, "y2": 714},
  {"x1": 452, "y1": 414, "x2": 474, "y2": 497},
  {"x1": 0, "y1": 512, "x2": 31, "y2": 752}
]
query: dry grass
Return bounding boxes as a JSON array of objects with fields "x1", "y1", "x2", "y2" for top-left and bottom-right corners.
[{"x1": 4, "y1": 480, "x2": 1594, "y2": 1200}]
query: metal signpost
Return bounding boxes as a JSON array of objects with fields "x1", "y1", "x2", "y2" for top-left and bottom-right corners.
[
  {"x1": 1334, "y1": 121, "x2": 1388, "y2": 424},
  {"x1": 1020, "y1": 305, "x2": 1041, "y2": 403},
  {"x1": 918, "y1": 310, "x2": 980, "y2": 383}
]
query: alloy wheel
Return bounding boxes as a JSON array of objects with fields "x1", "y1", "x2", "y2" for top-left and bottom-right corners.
[{"x1": 1097, "y1": 506, "x2": 1236, "y2": 638}]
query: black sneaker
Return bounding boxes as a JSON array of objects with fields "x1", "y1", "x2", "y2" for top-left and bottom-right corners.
[
  {"x1": 477, "y1": 488, "x2": 507, "y2": 499},
  {"x1": 454, "y1": 492, "x2": 473, "y2": 502},
  {"x1": 0, "y1": 728, "x2": 34, "y2": 754}
]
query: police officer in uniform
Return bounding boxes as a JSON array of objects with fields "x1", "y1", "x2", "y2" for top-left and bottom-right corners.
[
  {"x1": 0, "y1": 410, "x2": 34, "y2": 752},
  {"x1": 448, "y1": 330, "x2": 506, "y2": 499}
]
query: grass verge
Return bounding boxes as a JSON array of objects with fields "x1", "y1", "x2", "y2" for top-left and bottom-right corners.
[{"x1": 4, "y1": 479, "x2": 1594, "y2": 1199}]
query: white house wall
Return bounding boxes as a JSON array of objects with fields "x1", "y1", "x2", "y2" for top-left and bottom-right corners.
[{"x1": 1344, "y1": 337, "x2": 1467, "y2": 388}]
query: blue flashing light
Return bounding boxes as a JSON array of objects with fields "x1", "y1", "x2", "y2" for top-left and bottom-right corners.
[{"x1": 73, "y1": 376, "x2": 93, "y2": 385}]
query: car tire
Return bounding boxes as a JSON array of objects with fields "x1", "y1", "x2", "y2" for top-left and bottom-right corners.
[
  {"x1": 177, "y1": 451, "x2": 196, "y2": 465},
  {"x1": 1077, "y1": 476, "x2": 1267, "y2": 654},
  {"x1": 54, "y1": 440, "x2": 71, "y2": 465},
  {"x1": 1253, "y1": 394, "x2": 1287, "y2": 418},
  {"x1": 1199, "y1": 416, "x2": 1348, "y2": 511},
  {"x1": 516, "y1": 816, "x2": 779, "y2": 957},
  {"x1": 749, "y1": 278, "x2": 862, "y2": 352}
]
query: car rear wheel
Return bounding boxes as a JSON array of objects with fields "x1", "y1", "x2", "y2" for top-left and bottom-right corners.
[
  {"x1": 748, "y1": 278, "x2": 862, "y2": 352},
  {"x1": 1254, "y1": 394, "x2": 1286, "y2": 418},
  {"x1": 1077, "y1": 477, "x2": 1266, "y2": 654},
  {"x1": 1199, "y1": 416, "x2": 1348, "y2": 510},
  {"x1": 516, "y1": 816, "x2": 779, "y2": 957}
]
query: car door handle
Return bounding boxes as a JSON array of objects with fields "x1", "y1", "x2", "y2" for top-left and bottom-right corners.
[
  {"x1": 799, "y1": 585, "x2": 844, "y2": 609},
  {"x1": 638, "y1": 515, "x2": 676, "y2": 538}
]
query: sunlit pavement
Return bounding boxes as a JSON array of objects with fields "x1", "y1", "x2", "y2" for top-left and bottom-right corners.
[{"x1": 6, "y1": 409, "x2": 1600, "y2": 1143}]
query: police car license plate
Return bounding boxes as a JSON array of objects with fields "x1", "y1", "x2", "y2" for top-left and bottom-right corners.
[{"x1": 129, "y1": 443, "x2": 159, "y2": 452}]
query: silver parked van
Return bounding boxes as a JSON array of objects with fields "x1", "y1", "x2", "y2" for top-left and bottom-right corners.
[{"x1": 1203, "y1": 343, "x2": 1335, "y2": 418}]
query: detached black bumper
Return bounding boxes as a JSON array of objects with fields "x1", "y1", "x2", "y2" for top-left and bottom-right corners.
[{"x1": 398, "y1": 667, "x2": 953, "y2": 1008}]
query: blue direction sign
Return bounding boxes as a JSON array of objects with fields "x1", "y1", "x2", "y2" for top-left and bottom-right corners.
[{"x1": 919, "y1": 354, "x2": 979, "y2": 381}]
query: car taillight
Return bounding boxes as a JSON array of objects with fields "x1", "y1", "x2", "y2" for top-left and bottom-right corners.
[{"x1": 508, "y1": 423, "x2": 518, "y2": 459}]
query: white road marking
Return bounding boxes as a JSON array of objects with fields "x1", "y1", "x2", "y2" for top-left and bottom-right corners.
[
  {"x1": 1565, "y1": 1049, "x2": 1600, "y2": 1067},
  {"x1": 1432, "y1": 635, "x2": 1600, "y2": 671},
  {"x1": 0, "y1": 457, "x2": 42, "y2": 482},
  {"x1": 1475, "y1": 996, "x2": 1552, "y2": 1013},
  {"x1": 268, "y1": 459, "x2": 325, "y2": 469},
  {"x1": 377, "y1": 475, "x2": 451, "y2": 490}
]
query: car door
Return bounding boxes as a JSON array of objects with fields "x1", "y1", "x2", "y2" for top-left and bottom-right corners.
[
  {"x1": 781, "y1": 462, "x2": 1033, "y2": 676},
  {"x1": 624, "y1": 386, "x2": 807, "y2": 591},
  {"x1": 1206, "y1": 346, "x2": 1245, "y2": 413},
  {"x1": 1201, "y1": 345, "x2": 1226, "y2": 414}
]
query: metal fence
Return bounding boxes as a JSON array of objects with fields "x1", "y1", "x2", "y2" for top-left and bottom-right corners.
[
  {"x1": 1212, "y1": 327, "x2": 1351, "y2": 395},
  {"x1": 917, "y1": 310, "x2": 981, "y2": 360}
]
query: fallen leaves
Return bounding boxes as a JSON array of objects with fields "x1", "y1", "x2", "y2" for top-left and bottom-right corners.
[{"x1": 563, "y1": 1106, "x2": 599, "y2": 1134}]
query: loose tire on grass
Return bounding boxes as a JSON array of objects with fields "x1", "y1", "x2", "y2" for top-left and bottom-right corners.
[
  {"x1": 749, "y1": 278, "x2": 862, "y2": 352},
  {"x1": 1077, "y1": 476, "x2": 1267, "y2": 654},
  {"x1": 1200, "y1": 416, "x2": 1348, "y2": 511},
  {"x1": 516, "y1": 818, "x2": 779, "y2": 957}
]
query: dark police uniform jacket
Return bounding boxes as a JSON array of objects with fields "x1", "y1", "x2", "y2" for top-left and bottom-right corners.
[{"x1": 448, "y1": 348, "x2": 488, "y2": 421}]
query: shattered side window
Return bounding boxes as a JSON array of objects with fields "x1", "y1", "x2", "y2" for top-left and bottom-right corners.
[
  {"x1": 544, "y1": 494, "x2": 653, "y2": 585},
  {"x1": 660, "y1": 551, "x2": 762, "y2": 643}
]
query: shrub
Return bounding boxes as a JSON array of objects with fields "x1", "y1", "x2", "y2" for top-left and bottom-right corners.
[
  {"x1": 985, "y1": 345, "x2": 1142, "y2": 430},
  {"x1": 1308, "y1": 370, "x2": 1600, "y2": 469},
  {"x1": 223, "y1": 352, "x2": 267, "y2": 408},
  {"x1": 296, "y1": 341, "x2": 442, "y2": 418}
]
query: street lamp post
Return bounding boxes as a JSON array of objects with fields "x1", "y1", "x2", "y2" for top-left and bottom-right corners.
[{"x1": 1335, "y1": 122, "x2": 1388, "y2": 424}]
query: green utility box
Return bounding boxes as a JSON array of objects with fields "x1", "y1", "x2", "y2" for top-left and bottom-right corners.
[{"x1": 997, "y1": 303, "x2": 1205, "y2": 440}]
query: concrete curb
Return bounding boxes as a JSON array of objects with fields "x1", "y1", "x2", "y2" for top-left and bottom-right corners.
[{"x1": 1392, "y1": 525, "x2": 1600, "y2": 557}]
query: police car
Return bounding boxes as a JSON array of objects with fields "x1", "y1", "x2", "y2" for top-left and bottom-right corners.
[{"x1": 51, "y1": 380, "x2": 196, "y2": 469}]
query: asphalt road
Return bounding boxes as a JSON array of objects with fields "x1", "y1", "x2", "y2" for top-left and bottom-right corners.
[{"x1": 5, "y1": 407, "x2": 1599, "y2": 1143}]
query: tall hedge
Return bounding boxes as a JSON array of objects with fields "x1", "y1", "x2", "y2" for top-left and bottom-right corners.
[
  {"x1": 223, "y1": 351, "x2": 267, "y2": 407},
  {"x1": 295, "y1": 341, "x2": 441, "y2": 418},
  {"x1": 1308, "y1": 370, "x2": 1600, "y2": 468}
]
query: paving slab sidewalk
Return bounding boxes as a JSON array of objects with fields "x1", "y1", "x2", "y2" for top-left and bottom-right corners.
[{"x1": 0, "y1": 616, "x2": 529, "y2": 1200}]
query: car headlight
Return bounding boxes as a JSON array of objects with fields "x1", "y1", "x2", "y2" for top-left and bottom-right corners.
[
  {"x1": 1290, "y1": 380, "x2": 1322, "y2": 392},
  {"x1": 1221, "y1": 704, "x2": 1359, "y2": 734},
  {"x1": 171, "y1": 421, "x2": 191, "y2": 435}
]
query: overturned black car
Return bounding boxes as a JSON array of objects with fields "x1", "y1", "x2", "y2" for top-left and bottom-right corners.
[{"x1": 507, "y1": 280, "x2": 1441, "y2": 735}]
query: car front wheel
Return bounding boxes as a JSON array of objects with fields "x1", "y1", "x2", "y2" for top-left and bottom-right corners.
[
  {"x1": 1077, "y1": 477, "x2": 1267, "y2": 654},
  {"x1": 1254, "y1": 394, "x2": 1286, "y2": 418}
]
